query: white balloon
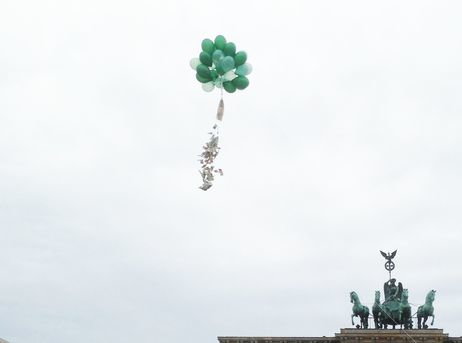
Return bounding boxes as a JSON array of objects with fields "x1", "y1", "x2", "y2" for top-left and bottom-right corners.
[
  {"x1": 189, "y1": 58, "x2": 201, "y2": 70},
  {"x1": 202, "y1": 81, "x2": 215, "y2": 92},
  {"x1": 244, "y1": 63, "x2": 253, "y2": 75},
  {"x1": 223, "y1": 70, "x2": 237, "y2": 81}
]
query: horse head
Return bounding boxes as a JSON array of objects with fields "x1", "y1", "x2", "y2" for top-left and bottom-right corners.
[
  {"x1": 402, "y1": 288, "x2": 409, "y2": 300},
  {"x1": 350, "y1": 291, "x2": 358, "y2": 304},
  {"x1": 426, "y1": 290, "x2": 436, "y2": 304}
]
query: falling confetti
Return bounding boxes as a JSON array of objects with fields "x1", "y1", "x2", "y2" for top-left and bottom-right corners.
[{"x1": 198, "y1": 124, "x2": 223, "y2": 191}]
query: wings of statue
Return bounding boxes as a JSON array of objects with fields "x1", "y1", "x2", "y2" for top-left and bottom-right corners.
[{"x1": 380, "y1": 250, "x2": 397, "y2": 260}]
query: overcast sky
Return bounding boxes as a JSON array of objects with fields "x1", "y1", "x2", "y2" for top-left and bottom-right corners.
[{"x1": 1, "y1": 1, "x2": 462, "y2": 342}]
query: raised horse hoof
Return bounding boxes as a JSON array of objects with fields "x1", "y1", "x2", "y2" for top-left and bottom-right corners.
[{"x1": 356, "y1": 325, "x2": 361, "y2": 329}]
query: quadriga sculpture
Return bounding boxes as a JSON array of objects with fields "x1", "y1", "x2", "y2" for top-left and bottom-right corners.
[{"x1": 349, "y1": 251, "x2": 437, "y2": 330}]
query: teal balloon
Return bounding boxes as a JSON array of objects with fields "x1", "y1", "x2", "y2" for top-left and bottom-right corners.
[
  {"x1": 216, "y1": 63, "x2": 225, "y2": 75},
  {"x1": 223, "y1": 81, "x2": 236, "y2": 93},
  {"x1": 199, "y1": 52, "x2": 212, "y2": 66},
  {"x1": 235, "y1": 63, "x2": 252, "y2": 76},
  {"x1": 214, "y1": 35, "x2": 227, "y2": 50},
  {"x1": 196, "y1": 64, "x2": 211, "y2": 79},
  {"x1": 212, "y1": 49, "x2": 224, "y2": 65},
  {"x1": 201, "y1": 39, "x2": 215, "y2": 54},
  {"x1": 196, "y1": 73, "x2": 212, "y2": 83},
  {"x1": 234, "y1": 51, "x2": 247, "y2": 66},
  {"x1": 220, "y1": 56, "x2": 235, "y2": 73},
  {"x1": 232, "y1": 76, "x2": 249, "y2": 90},
  {"x1": 223, "y1": 42, "x2": 236, "y2": 56},
  {"x1": 210, "y1": 70, "x2": 218, "y2": 81}
]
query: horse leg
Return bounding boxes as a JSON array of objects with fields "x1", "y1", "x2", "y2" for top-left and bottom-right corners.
[
  {"x1": 431, "y1": 314, "x2": 435, "y2": 326},
  {"x1": 352, "y1": 314, "x2": 355, "y2": 326},
  {"x1": 417, "y1": 316, "x2": 421, "y2": 329},
  {"x1": 423, "y1": 316, "x2": 428, "y2": 329},
  {"x1": 363, "y1": 315, "x2": 368, "y2": 329}
]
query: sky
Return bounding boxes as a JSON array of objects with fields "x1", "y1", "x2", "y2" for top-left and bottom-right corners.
[{"x1": 1, "y1": 1, "x2": 462, "y2": 342}]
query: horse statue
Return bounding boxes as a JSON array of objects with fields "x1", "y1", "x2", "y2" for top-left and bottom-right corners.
[
  {"x1": 417, "y1": 290, "x2": 436, "y2": 329},
  {"x1": 399, "y1": 289, "x2": 413, "y2": 329},
  {"x1": 372, "y1": 291, "x2": 382, "y2": 329},
  {"x1": 350, "y1": 291, "x2": 369, "y2": 329}
]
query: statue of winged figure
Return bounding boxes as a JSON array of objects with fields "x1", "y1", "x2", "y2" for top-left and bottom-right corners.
[{"x1": 384, "y1": 278, "x2": 403, "y2": 302}]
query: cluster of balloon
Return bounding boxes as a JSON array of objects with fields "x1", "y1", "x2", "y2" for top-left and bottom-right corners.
[{"x1": 191, "y1": 35, "x2": 252, "y2": 191}]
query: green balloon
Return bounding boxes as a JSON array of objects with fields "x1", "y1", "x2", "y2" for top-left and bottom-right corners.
[
  {"x1": 210, "y1": 70, "x2": 218, "y2": 81},
  {"x1": 234, "y1": 51, "x2": 247, "y2": 66},
  {"x1": 199, "y1": 52, "x2": 212, "y2": 66},
  {"x1": 223, "y1": 81, "x2": 236, "y2": 93},
  {"x1": 223, "y1": 42, "x2": 236, "y2": 56},
  {"x1": 212, "y1": 49, "x2": 224, "y2": 65},
  {"x1": 201, "y1": 38, "x2": 215, "y2": 54},
  {"x1": 196, "y1": 73, "x2": 212, "y2": 83},
  {"x1": 214, "y1": 35, "x2": 227, "y2": 50},
  {"x1": 196, "y1": 64, "x2": 211, "y2": 79},
  {"x1": 216, "y1": 63, "x2": 225, "y2": 75},
  {"x1": 220, "y1": 56, "x2": 235, "y2": 73},
  {"x1": 232, "y1": 76, "x2": 249, "y2": 90}
]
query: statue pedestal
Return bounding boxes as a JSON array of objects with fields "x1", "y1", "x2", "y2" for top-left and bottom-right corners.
[
  {"x1": 218, "y1": 328, "x2": 462, "y2": 343},
  {"x1": 336, "y1": 329, "x2": 448, "y2": 343}
]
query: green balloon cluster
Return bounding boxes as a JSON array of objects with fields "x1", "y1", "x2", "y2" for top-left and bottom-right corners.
[{"x1": 190, "y1": 35, "x2": 252, "y2": 93}]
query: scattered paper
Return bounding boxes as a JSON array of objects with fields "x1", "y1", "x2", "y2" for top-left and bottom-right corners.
[{"x1": 198, "y1": 124, "x2": 223, "y2": 191}]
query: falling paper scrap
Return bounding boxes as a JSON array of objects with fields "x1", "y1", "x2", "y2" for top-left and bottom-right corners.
[{"x1": 199, "y1": 124, "x2": 223, "y2": 191}]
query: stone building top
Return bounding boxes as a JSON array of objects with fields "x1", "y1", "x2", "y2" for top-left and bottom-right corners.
[{"x1": 218, "y1": 329, "x2": 462, "y2": 343}]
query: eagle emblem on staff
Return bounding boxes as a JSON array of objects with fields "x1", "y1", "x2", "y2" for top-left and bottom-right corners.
[
  {"x1": 380, "y1": 250, "x2": 397, "y2": 261},
  {"x1": 380, "y1": 250, "x2": 397, "y2": 276}
]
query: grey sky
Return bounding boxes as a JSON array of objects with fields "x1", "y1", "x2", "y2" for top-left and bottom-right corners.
[{"x1": 1, "y1": 1, "x2": 462, "y2": 342}]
